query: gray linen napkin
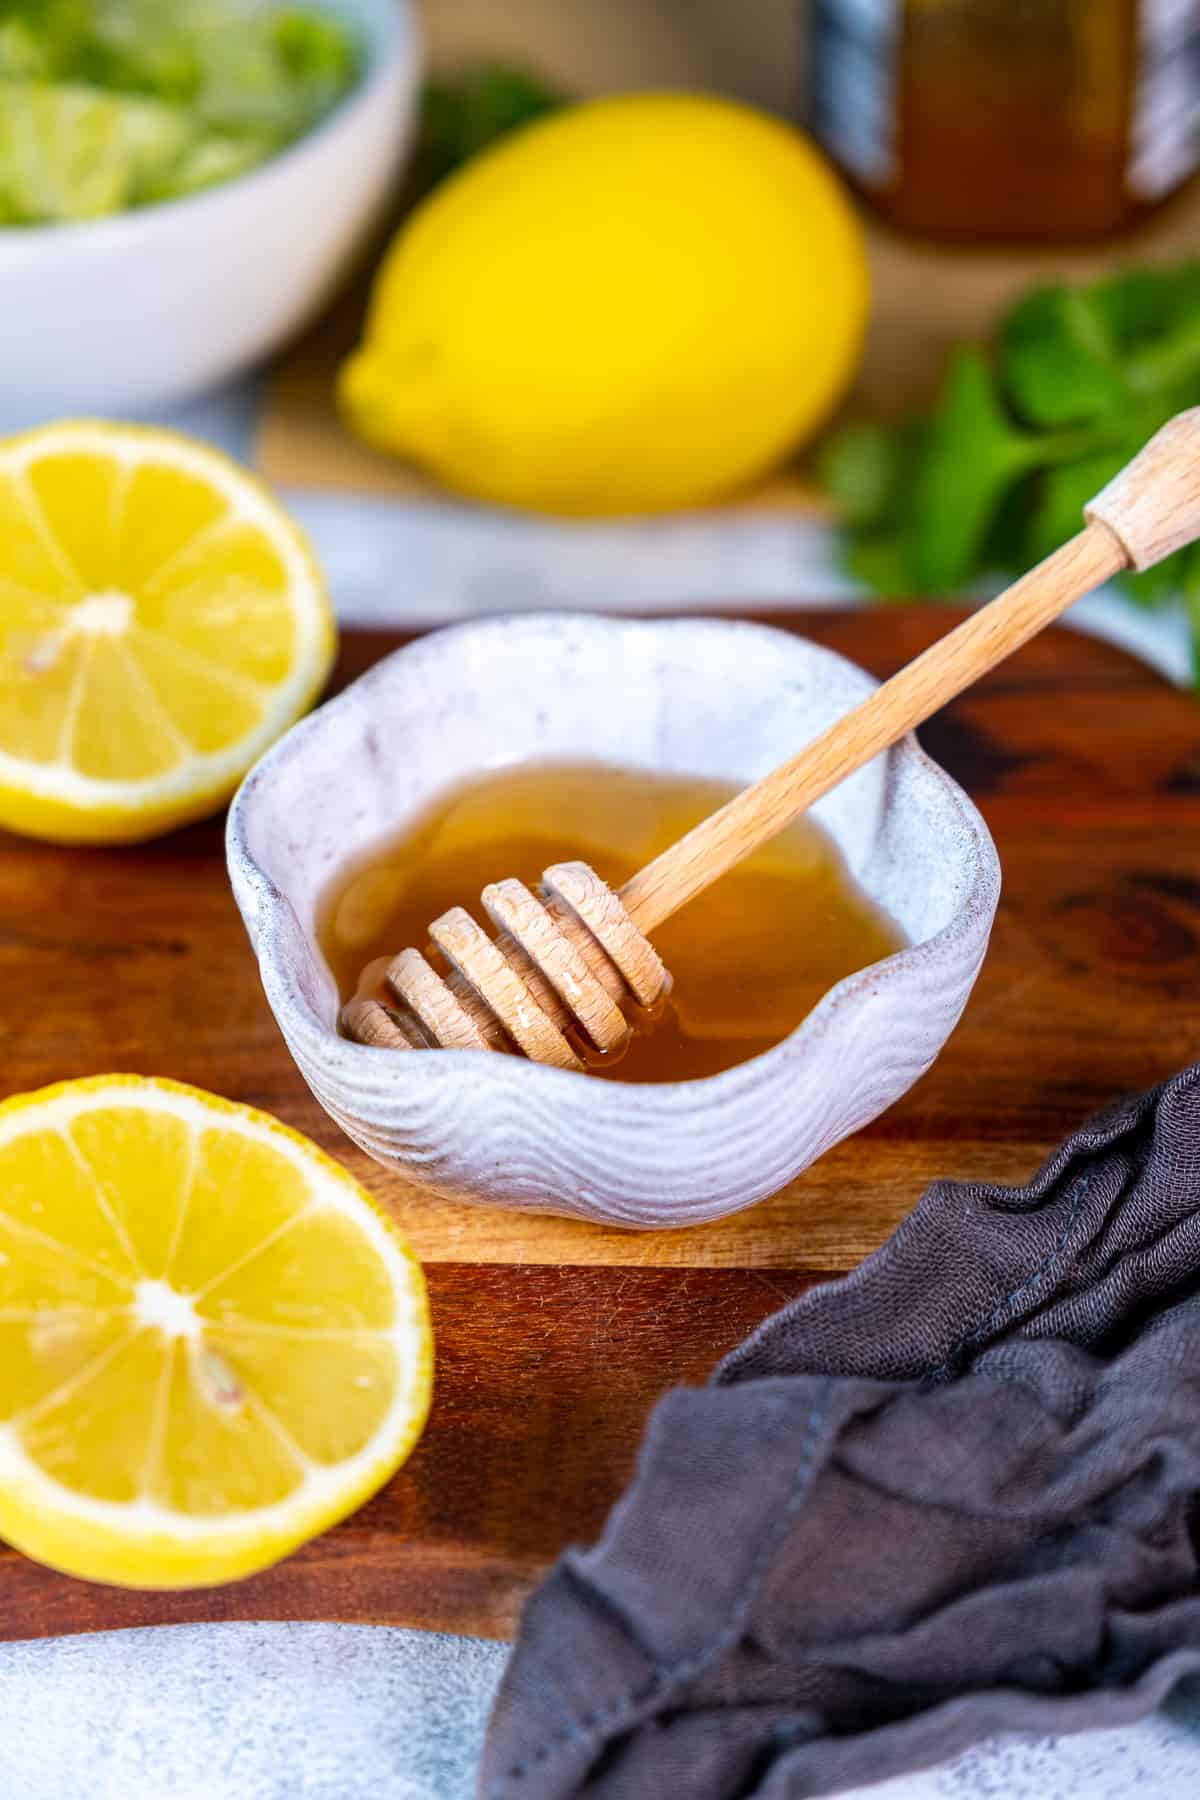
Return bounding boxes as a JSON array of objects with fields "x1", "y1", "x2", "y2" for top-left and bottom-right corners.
[{"x1": 481, "y1": 1063, "x2": 1200, "y2": 1798}]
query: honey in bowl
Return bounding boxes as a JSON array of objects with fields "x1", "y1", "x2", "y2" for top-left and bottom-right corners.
[{"x1": 320, "y1": 762, "x2": 905, "y2": 1084}]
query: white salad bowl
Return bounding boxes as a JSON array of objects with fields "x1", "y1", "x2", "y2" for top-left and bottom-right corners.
[
  {"x1": 227, "y1": 614, "x2": 1002, "y2": 1229},
  {"x1": 0, "y1": 0, "x2": 420, "y2": 417}
]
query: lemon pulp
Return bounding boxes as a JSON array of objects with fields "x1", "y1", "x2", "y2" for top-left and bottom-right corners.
[
  {"x1": 0, "y1": 421, "x2": 335, "y2": 843},
  {"x1": 0, "y1": 1077, "x2": 432, "y2": 1589}
]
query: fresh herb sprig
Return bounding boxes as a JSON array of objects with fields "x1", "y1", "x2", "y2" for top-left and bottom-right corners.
[
  {"x1": 413, "y1": 62, "x2": 563, "y2": 194},
  {"x1": 820, "y1": 263, "x2": 1200, "y2": 677}
]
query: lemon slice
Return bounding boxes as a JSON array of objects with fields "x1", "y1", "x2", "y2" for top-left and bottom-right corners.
[
  {"x1": 0, "y1": 1077, "x2": 432, "y2": 1590},
  {"x1": 0, "y1": 421, "x2": 335, "y2": 844}
]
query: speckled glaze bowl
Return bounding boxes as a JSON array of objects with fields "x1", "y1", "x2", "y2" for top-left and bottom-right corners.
[{"x1": 227, "y1": 615, "x2": 1001, "y2": 1228}]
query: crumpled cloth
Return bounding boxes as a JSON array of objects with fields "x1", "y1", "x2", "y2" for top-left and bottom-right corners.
[{"x1": 481, "y1": 1064, "x2": 1200, "y2": 1798}]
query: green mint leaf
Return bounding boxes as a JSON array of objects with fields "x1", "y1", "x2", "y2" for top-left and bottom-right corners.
[
  {"x1": 1095, "y1": 263, "x2": 1200, "y2": 353},
  {"x1": 1116, "y1": 554, "x2": 1188, "y2": 611},
  {"x1": 844, "y1": 530, "x2": 915, "y2": 598},
  {"x1": 1026, "y1": 448, "x2": 1140, "y2": 566},
  {"x1": 816, "y1": 421, "x2": 914, "y2": 529},
  {"x1": 982, "y1": 479, "x2": 1039, "y2": 575},
  {"x1": 906, "y1": 350, "x2": 1043, "y2": 593},
  {"x1": 1002, "y1": 283, "x2": 1129, "y2": 427},
  {"x1": 1004, "y1": 266, "x2": 1200, "y2": 428},
  {"x1": 1117, "y1": 271, "x2": 1200, "y2": 397},
  {"x1": 416, "y1": 62, "x2": 563, "y2": 191},
  {"x1": 825, "y1": 254, "x2": 1200, "y2": 630}
]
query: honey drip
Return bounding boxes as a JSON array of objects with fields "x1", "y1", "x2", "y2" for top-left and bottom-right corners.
[{"x1": 320, "y1": 762, "x2": 905, "y2": 1084}]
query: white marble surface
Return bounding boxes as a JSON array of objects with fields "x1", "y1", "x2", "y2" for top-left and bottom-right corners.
[
  {"x1": 2, "y1": 1624, "x2": 1199, "y2": 1798},
  {"x1": 855, "y1": 1685, "x2": 1200, "y2": 1800},
  {"x1": 0, "y1": 1624, "x2": 504, "y2": 1799},
  {"x1": 284, "y1": 485, "x2": 1197, "y2": 691},
  {"x1": 5, "y1": 381, "x2": 1193, "y2": 681}
]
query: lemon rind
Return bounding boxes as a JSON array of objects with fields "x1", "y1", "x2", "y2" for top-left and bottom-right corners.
[
  {"x1": 0, "y1": 423, "x2": 336, "y2": 832},
  {"x1": 0, "y1": 1076, "x2": 433, "y2": 1589}
]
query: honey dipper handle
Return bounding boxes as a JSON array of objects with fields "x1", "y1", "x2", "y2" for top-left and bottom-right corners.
[{"x1": 620, "y1": 407, "x2": 1200, "y2": 936}]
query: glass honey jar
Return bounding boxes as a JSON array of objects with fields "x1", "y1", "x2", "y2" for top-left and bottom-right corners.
[{"x1": 806, "y1": 0, "x2": 1200, "y2": 242}]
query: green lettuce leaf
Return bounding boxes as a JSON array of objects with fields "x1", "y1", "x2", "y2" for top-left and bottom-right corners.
[{"x1": 0, "y1": 1, "x2": 358, "y2": 222}]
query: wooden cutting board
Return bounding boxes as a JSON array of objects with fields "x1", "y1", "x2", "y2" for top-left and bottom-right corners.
[{"x1": 1, "y1": 607, "x2": 1197, "y2": 1643}]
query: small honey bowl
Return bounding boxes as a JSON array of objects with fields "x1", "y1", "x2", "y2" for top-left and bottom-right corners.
[{"x1": 226, "y1": 614, "x2": 1000, "y2": 1229}]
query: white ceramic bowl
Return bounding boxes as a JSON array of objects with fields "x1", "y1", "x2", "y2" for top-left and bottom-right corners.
[
  {"x1": 227, "y1": 615, "x2": 1002, "y2": 1229},
  {"x1": 0, "y1": 0, "x2": 420, "y2": 418}
]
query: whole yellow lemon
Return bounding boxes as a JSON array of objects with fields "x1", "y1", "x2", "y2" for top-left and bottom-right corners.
[{"x1": 339, "y1": 94, "x2": 869, "y2": 516}]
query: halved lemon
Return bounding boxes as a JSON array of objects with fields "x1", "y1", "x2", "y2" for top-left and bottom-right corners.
[
  {"x1": 0, "y1": 421, "x2": 335, "y2": 844},
  {"x1": 0, "y1": 1077, "x2": 432, "y2": 1589}
]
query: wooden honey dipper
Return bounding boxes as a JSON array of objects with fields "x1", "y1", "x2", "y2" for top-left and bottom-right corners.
[{"x1": 343, "y1": 409, "x2": 1200, "y2": 1070}]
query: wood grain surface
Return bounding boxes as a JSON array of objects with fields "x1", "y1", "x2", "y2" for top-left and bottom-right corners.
[{"x1": 1, "y1": 607, "x2": 1197, "y2": 1641}]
